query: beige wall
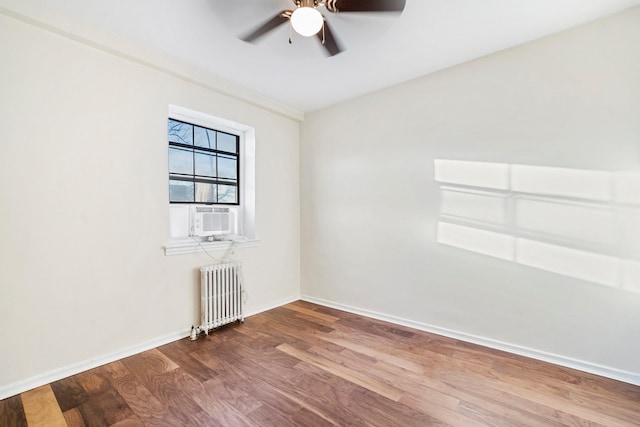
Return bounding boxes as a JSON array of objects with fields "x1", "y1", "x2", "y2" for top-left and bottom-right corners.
[
  {"x1": 301, "y1": 7, "x2": 640, "y2": 381},
  {"x1": 0, "y1": 9, "x2": 300, "y2": 395}
]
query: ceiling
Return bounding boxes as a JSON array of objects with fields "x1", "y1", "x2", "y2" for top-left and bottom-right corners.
[{"x1": 19, "y1": 0, "x2": 640, "y2": 112}]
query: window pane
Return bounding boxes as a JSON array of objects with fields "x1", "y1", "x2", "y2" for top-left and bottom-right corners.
[
  {"x1": 217, "y1": 132, "x2": 237, "y2": 153},
  {"x1": 169, "y1": 147, "x2": 193, "y2": 175},
  {"x1": 194, "y1": 152, "x2": 216, "y2": 177},
  {"x1": 218, "y1": 156, "x2": 237, "y2": 179},
  {"x1": 168, "y1": 120, "x2": 193, "y2": 145},
  {"x1": 169, "y1": 180, "x2": 194, "y2": 202},
  {"x1": 218, "y1": 185, "x2": 237, "y2": 203},
  {"x1": 195, "y1": 182, "x2": 216, "y2": 203},
  {"x1": 194, "y1": 126, "x2": 215, "y2": 149}
]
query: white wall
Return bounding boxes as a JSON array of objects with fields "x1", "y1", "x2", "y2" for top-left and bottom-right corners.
[
  {"x1": 0, "y1": 7, "x2": 300, "y2": 395},
  {"x1": 301, "y1": 7, "x2": 640, "y2": 381}
]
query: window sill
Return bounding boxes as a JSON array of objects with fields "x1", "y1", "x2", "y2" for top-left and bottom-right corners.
[{"x1": 164, "y1": 238, "x2": 259, "y2": 256}]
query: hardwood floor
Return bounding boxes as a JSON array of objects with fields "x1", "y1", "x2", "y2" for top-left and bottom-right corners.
[{"x1": 2, "y1": 300, "x2": 640, "y2": 426}]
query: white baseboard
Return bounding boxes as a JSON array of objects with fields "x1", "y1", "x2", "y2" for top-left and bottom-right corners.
[
  {"x1": 301, "y1": 295, "x2": 640, "y2": 387},
  {"x1": 0, "y1": 329, "x2": 190, "y2": 401},
  {"x1": 0, "y1": 293, "x2": 300, "y2": 401}
]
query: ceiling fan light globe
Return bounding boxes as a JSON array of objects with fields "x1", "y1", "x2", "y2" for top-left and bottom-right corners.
[{"x1": 290, "y1": 7, "x2": 323, "y2": 37}]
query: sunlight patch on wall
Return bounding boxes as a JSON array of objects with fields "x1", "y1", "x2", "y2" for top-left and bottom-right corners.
[
  {"x1": 437, "y1": 222, "x2": 514, "y2": 261},
  {"x1": 435, "y1": 159, "x2": 640, "y2": 294},
  {"x1": 516, "y1": 238, "x2": 620, "y2": 288},
  {"x1": 434, "y1": 159, "x2": 509, "y2": 189},
  {"x1": 511, "y1": 164, "x2": 612, "y2": 201}
]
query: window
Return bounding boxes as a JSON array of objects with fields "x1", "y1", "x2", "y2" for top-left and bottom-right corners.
[
  {"x1": 165, "y1": 105, "x2": 256, "y2": 255},
  {"x1": 168, "y1": 119, "x2": 239, "y2": 204}
]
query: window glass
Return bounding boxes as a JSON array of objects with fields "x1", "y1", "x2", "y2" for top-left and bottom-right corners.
[
  {"x1": 218, "y1": 156, "x2": 237, "y2": 180},
  {"x1": 169, "y1": 147, "x2": 193, "y2": 175},
  {"x1": 217, "y1": 132, "x2": 237, "y2": 153},
  {"x1": 168, "y1": 119, "x2": 193, "y2": 145},
  {"x1": 195, "y1": 182, "x2": 217, "y2": 203},
  {"x1": 169, "y1": 180, "x2": 194, "y2": 202},
  {"x1": 194, "y1": 126, "x2": 216, "y2": 149},
  {"x1": 194, "y1": 152, "x2": 216, "y2": 177},
  {"x1": 218, "y1": 185, "x2": 237, "y2": 203}
]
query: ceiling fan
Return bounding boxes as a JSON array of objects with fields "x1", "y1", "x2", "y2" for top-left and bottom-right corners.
[{"x1": 241, "y1": 0, "x2": 406, "y2": 56}]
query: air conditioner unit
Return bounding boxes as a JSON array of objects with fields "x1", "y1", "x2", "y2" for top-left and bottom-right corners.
[{"x1": 191, "y1": 206, "x2": 232, "y2": 237}]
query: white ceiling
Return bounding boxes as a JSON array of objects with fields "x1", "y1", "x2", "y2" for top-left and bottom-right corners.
[{"x1": 23, "y1": 0, "x2": 640, "y2": 112}]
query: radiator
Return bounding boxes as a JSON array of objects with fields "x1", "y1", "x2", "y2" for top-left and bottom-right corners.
[{"x1": 200, "y1": 262, "x2": 244, "y2": 334}]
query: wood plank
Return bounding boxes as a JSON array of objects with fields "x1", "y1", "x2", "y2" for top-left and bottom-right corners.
[
  {"x1": 62, "y1": 367, "x2": 136, "y2": 426},
  {"x1": 312, "y1": 304, "x2": 367, "y2": 321},
  {"x1": 20, "y1": 385, "x2": 66, "y2": 427},
  {"x1": 348, "y1": 387, "x2": 446, "y2": 426},
  {"x1": 156, "y1": 337, "x2": 222, "y2": 383},
  {"x1": 263, "y1": 307, "x2": 336, "y2": 334},
  {"x1": 398, "y1": 394, "x2": 490, "y2": 427},
  {"x1": 0, "y1": 394, "x2": 27, "y2": 427},
  {"x1": 243, "y1": 382, "x2": 331, "y2": 427},
  {"x1": 335, "y1": 313, "x2": 421, "y2": 341},
  {"x1": 49, "y1": 376, "x2": 88, "y2": 412},
  {"x1": 174, "y1": 372, "x2": 256, "y2": 427},
  {"x1": 109, "y1": 419, "x2": 146, "y2": 427},
  {"x1": 120, "y1": 348, "x2": 179, "y2": 387},
  {"x1": 131, "y1": 367, "x2": 215, "y2": 425},
  {"x1": 265, "y1": 386, "x2": 339, "y2": 426},
  {"x1": 76, "y1": 385, "x2": 136, "y2": 427},
  {"x1": 280, "y1": 302, "x2": 341, "y2": 323},
  {"x1": 203, "y1": 375, "x2": 264, "y2": 416},
  {"x1": 99, "y1": 361, "x2": 186, "y2": 426},
  {"x1": 455, "y1": 400, "x2": 549, "y2": 427},
  {"x1": 62, "y1": 408, "x2": 86, "y2": 427},
  {"x1": 318, "y1": 333, "x2": 427, "y2": 374},
  {"x1": 276, "y1": 343, "x2": 405, "y2": 402},
  {"x1": 123, "y1": 348, "x2": 179, "y2": 374},
  {"x1": 74, "y1": 369, "x2": 112, "y2": 396}
]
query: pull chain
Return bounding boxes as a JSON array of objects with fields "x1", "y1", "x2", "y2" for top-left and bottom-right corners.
[{"x1": 289, "y1": 20, "x2": 293, "y2": 44}]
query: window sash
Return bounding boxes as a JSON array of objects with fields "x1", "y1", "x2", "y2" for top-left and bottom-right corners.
[{"x1": 168, "y1": 118, "x2": 239, "y2": 205}]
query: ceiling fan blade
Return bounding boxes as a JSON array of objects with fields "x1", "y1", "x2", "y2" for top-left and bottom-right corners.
[
  {"x1": 326, "y1": 0, "x2": 406, "y2": 12},
  {"x1": 317, "y1": 20, "x2": 342, "y2": 56},
  {"x1": 241, "y1": 10, "x2": 291, "y2": 42}
]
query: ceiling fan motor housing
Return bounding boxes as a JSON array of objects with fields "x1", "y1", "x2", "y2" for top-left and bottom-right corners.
[{"x1": 294, "y1": 0, "x2": 322, "y2": 9}]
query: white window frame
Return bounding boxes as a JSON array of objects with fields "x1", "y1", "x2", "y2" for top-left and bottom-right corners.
[{"x1": 164, "y1": 105, "x2": 257, "y2": 255}]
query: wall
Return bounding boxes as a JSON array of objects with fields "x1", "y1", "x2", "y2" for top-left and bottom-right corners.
[
  {"x1": 0, "y1": 6, "x2": 300, "y2": 396},
  {"x1": 301, "y1": 7, "x2": 640, "y2": 382}
]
